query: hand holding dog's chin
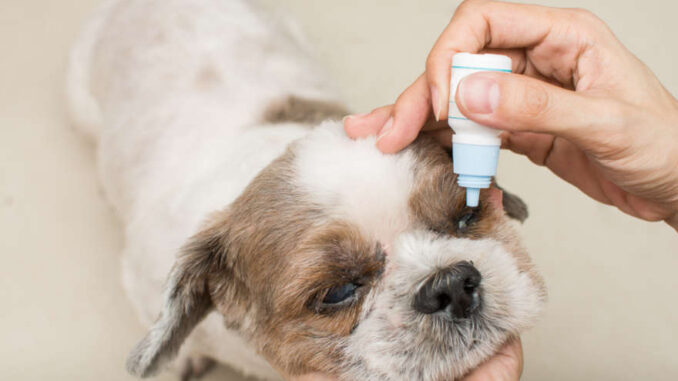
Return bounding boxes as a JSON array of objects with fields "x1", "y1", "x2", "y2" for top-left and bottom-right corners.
[
  {"x1": 287, "y1": 338, "x2": 523, "y2": 381},
  {"x1": 460, "y1": 337, "x2": 523, "y2": 381}
]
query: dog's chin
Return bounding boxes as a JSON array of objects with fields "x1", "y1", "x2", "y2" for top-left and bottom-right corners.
[
  {"x1": 413, "y1": 314, "x2": 514, "y2": 378},
  {"x1": 342, "y1": 307, "x2": 514, "y2": 380}
]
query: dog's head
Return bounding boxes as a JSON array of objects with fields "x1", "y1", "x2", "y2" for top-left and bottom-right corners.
[{"x1": 127, "y1": 123, "x2": 545, "y2": 380}]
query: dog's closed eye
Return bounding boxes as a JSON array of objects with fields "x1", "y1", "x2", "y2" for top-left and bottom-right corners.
[
  {"x1": 322, "y1": 283, "x2": 359, "y2": 305},
  {"x1": 311, "y1": 282, "x2": 362, "y2": 314}
]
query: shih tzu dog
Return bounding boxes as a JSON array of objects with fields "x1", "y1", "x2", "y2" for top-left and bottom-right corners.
[{"x1": 67, "y1": 0, "x2": 546, "y2": 380}]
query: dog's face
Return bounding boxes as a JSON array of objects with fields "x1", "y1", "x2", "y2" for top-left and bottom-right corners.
[{"x1": 127, "y1": 123, "x2": 545, "y2": 380}]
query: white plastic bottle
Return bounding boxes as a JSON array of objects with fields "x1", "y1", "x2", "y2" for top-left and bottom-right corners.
[{"x1": 448, "y1": 53, "x2": 512, "y2": 207}]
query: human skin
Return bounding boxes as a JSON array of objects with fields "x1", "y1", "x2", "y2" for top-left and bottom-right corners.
[{"x1": 345, "y1": 0, "x2": 678, "y2": 233}]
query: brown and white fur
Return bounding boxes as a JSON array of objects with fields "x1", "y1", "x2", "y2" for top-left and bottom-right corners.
[{"x1": 67, "y1": 0, "x2": 546, "y2": 380}]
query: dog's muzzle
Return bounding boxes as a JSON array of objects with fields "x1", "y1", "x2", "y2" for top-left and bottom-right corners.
[{"x1": 413, "y1": 261, "x2": 482, "y2": 319}]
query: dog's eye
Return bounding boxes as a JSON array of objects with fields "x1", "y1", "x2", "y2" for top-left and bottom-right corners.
[
  {"x1": 456, "y1": 211, "x2": 476, "y2": 232},
  {"x1": 322, "y1": 283, "x2": 358, "y2": 305}
]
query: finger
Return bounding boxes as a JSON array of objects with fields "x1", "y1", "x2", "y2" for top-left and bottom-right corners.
[
  {"x1": 462, "y1": 336, "x2": 523, "y2": 381},
  {"x1": 455, "y1": 71, "x2": 621, "y2": 147},
  {"x1": 376, "y1": 74, "x2": 432, "y2": 153},
  {"x1": 477, "y1": 48, "x2": 564, "y2": 87},
  {"x1": 501, "y1": 131, "x2": 557, "y2": 166},
  {"x1": 503, "y1": 131, "x2": 672, "y2": 221},
  {"x1": 503, "y1": 131, "x2": 614, "y2": 206},
  {"x1": 427, "y1": 1, "x2": 558, "y2": 120},
  {"x1": 507, "y1": 131, "x2": 676, "y2": 221},
  {"x1": 603, "y1": 180, "x2": 677, "y2": 222},
  {"x1": 344, "y1": 105, "x2": 394, "y2": 139}
]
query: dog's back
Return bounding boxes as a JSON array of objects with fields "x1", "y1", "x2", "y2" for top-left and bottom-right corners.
[
  {"x1": 68, "y1": 0, "x2": 341, "y2": 218},
  {"x1": 67, "y1": 0, "x2": 344, "y2": 378}
]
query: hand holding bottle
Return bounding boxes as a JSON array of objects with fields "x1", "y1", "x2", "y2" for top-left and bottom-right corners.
[{"x1": 345, "y1": 0, "x2": 678, "y2": 230}]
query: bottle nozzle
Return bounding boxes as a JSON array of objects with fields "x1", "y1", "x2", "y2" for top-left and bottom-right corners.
[
  {"x1": 453, "y1": 145, "x2": 499, "y2": 207},
  {"x1": 465, "y1": 188, "x2": 481, "y2": 207}
]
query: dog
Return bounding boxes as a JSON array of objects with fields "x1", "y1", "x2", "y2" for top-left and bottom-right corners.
[{"x1": 67, "y1": 0, "x2": 546, "y2": 380}]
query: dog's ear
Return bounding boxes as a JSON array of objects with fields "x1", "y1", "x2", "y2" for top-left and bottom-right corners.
[
  {"x1": 497, "y1": 185, "x2": 529, "y2": 222},
  {"x1": 126, "y1": 230, "x2": 224, "y2": 378}
]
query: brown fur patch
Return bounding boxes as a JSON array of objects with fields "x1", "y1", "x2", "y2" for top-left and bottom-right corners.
[
  {"x1": 406, "y1": 137, "x2": 501, "y2": 239},
  {"x1": 262, "y1": 95, "x2": 348, "y2": 125},
  {"x1": 261, "y1": 221, "x2": 384, "y2": 374},
  {"x1": 188, "y1": 146, "x2": 383, "y2": 376}
]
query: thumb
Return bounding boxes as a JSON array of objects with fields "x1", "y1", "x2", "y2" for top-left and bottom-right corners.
[{"x1": 455, "y1": 72, "x2": 620, "y2": 145}]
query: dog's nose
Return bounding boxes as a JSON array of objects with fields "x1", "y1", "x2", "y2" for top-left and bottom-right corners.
[{"x1": 413, "y1": 261, "x2": 481, "y2": 319}]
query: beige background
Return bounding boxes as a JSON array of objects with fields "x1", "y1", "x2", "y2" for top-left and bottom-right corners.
[{"x1": 1, "y1": 0, "x2": 677, "y2": 380}]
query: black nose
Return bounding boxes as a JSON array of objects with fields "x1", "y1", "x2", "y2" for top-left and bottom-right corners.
[{"x1": 413, "y1": 261, "x2": 482, "y2": 319}]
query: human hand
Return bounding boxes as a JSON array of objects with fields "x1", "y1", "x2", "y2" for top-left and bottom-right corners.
[
  {"x1": 460, "y1": 337, "x2": 523, "y2": 381},
  {"x1": 344, "y1": 0, "x2": 678, "y2": 230},
  {"x1": 288, "y1": 337, "x2": 523, "y2": 381}
]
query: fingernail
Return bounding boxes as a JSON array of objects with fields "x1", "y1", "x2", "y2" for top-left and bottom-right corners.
[
  {"x1": 431, "y1": 86, "x2": 441, "y2": 121},
  {"x1": 377, "y1": 117, "x2": 393, "y2": 141},
  {"x1": 343, "y1": 112, "x2": 369, "y2": 125},
  {"x1": 346, "y1": 112, "x2": 370, "y2": 120},
  {"x1": 458, "y1": 75, "x2": 500, "y2": 114}
]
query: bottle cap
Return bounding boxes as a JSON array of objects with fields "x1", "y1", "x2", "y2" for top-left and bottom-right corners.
[{"x1": 452, "y1": 52, "x2": 512, "y2": 72}]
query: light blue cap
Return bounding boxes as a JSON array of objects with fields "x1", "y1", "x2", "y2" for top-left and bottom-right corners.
[{"x1": 452, "y1": 142, "x2": 500, "y2": 207}]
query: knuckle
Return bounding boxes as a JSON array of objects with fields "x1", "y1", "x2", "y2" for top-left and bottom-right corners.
[
  {"x1": 563, "y1": 8, "x2": 617, "y2": 42},
  {"x1": 456, "y1": 0, "x2": 475, "y2": 13},
  {"x1": 425, "y1": 53, "x2": 448, "y2": 79},
  {"x1": 569, "y1": 8, "x2": 603, "y2": 27},
  {"x1": 373, "y1": 104, "x2": 395, "y2": 118},
  {"x1": 458, "y1": 0, "x2": 490, "y2": 14}
]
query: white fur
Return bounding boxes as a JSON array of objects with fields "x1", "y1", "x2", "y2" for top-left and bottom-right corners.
[{"x1": 294, "y1": 124, "x2": 415, "y2": 245}]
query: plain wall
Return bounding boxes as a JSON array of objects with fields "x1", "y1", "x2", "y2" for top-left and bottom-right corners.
[{"x1": 1, "y1": 1, "x2": 676, "y2": 380}]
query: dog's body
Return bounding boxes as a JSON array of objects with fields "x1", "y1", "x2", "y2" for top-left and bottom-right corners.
[
  {"x1": 68, "y1": 0, "x2": 336, "y2": 378},
  {"x1": 68, "y1": 1, "x2": 545, "y2": 380}
]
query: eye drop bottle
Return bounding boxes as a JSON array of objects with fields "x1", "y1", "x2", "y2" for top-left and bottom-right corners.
[{"x1": 448, "y1": 53, "x2": 512, "y2": 207}]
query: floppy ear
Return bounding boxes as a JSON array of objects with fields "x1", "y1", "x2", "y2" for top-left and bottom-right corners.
[
  {"x1": 497, "y1": 185, "x2": 529, "y2": 222},
  {"x1": 126, "y1": 232, "x2": 223, "y2": 378}
]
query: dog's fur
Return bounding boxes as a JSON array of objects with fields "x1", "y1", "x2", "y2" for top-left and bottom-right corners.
[{"x1": 67, "y1": 0, "x2": 546, "y2": 380}]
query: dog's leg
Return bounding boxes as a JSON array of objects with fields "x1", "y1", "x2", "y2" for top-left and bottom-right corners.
[{"x1": 179, "y1": 356, "x2": 216, "y2": 381}]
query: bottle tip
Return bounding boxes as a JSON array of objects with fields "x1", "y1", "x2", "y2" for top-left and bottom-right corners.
[{"x1": 465, "y1": 188, "x2": 480, "y2": 207}]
